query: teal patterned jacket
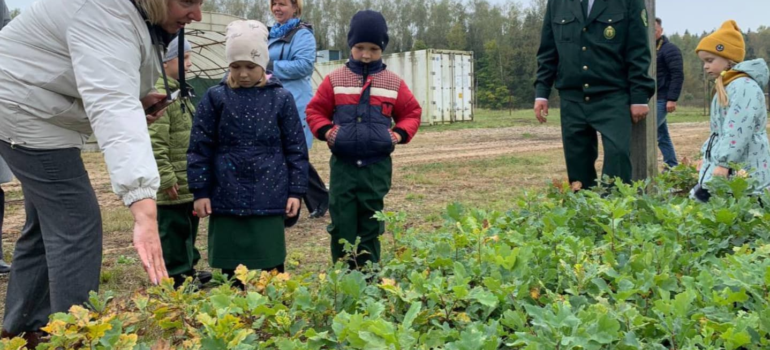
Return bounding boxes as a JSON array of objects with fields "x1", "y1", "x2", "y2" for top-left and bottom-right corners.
[{"x1": 698, "y1": 59, "x2": 770, "y2": 194}]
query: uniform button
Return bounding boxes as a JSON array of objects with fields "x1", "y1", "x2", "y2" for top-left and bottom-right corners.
[
  {"x1": 583, "y1": 65, "x2": 588, "y2": 71},
  {"x1": 357, "y1": 160, "x2": 363, "y2": 166},
  {"x1": 582, "y1": 46, "x2": 587, "y2": 51},
  {"x1": 583, "y1": 27, "x2": 587, "y2": 32},
  {"x1": 608, "y1": 19, "x2": 613, "y2": 23},
  {"x1": 585, "y1": 97, "x2": 591, "y2": 102},
  {"x1": 562, "y1": 19, "x2": 566, "y2": 23},
  {"x1": 357, "y1": 117, "x2": 362, "y2": 123},
  {"x1": 584, "y1": 84, "x2": 590, "y2": 88}
]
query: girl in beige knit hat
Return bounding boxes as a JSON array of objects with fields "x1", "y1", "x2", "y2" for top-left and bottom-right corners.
[
  {"x1": 188, "y1": 19, "x2": 309, "y2": 281},
  {"x1": 225, "y1": 20, "x2": 271, "y2": 88}
]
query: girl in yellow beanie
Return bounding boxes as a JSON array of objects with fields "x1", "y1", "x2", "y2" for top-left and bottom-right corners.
[{"x1": 691, "y1": 20, "x2": 770, "y2": 202}]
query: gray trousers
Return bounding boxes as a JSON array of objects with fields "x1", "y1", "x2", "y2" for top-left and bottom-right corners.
[
  {"x1": 0, "y1": 141, "x2": 102, "y2": 333},
  {"x1": 0, "y1": 155, "x2": 12, "y2": 254}
]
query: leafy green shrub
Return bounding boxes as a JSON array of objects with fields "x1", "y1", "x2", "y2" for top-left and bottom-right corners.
[{"x1": 7, "y1": 173, "x2": 770, "y2": 349}]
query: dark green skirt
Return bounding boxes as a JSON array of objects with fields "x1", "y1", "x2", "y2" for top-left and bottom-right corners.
[{"x1": 207, "y1": 214, "x2": 286, "y2": 270}]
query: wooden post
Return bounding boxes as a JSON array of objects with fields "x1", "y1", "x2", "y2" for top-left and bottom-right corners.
[{"x1": 630, "y1": 0, "x2": 657, "y2": 181}]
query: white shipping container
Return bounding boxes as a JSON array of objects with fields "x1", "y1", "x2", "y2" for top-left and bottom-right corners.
[{"x1": 311, "y1": 49, "x2": 474, "y2": 125}]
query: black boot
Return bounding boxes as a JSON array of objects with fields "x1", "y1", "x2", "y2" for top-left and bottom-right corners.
[
  {"x1": 195, "y1": 270, "x2": 213, "y2": 284},
  {"x1": 170, "y1": 274, "x2": 187, "y2": 289},
  {"x1": 222, "y1": 269, "x2": 245, "y2": 290},
  {"x1": 171, "y1": 270, "x2": 212, "y2": 290}
]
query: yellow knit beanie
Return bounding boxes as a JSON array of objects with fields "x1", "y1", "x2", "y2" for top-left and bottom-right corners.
[{"x1": 696, "y1": 20, "x2": 745, "y2": 63}]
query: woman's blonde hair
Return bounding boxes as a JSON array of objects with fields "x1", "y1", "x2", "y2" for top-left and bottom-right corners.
[
  {"x1": 135, "y1": 0, "x2": 168, "y2": 25},
  {"x1": 270, "y1": 0, "x2": 303, "y2": 18},
  {"x1": 715, "y1": 60, "x2": 740, "y2": 107}
]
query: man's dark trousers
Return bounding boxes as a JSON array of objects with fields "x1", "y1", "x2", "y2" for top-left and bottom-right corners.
[{"x1": 560, "y1": 91, "x2": 633, "y2": 189}]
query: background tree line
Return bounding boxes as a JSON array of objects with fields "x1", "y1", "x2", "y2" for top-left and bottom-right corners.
[
  {"x1": 203, "y1": 0, "x2": 550, "y2": 109},
  {"x1": 667, "y1": 29, "x2": 770, "y2": 109},
  {"x1": 8, "y1": 0, "x2": 769, "y2": 110}
]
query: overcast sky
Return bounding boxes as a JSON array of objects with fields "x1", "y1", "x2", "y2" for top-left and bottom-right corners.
[{"x1": 6, "y1": 0, "x2": 769, "y2": 36}]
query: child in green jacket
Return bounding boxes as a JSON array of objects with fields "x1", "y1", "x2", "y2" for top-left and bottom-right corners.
[{"x1": 149, "y1": 36, "x2": 210, "y2": 287}]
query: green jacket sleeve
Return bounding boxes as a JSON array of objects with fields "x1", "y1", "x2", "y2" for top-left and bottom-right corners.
[
  {"x1": 625, "y1": 0, "x2": 655, "y2": 104},
  {"x1": 148, "y1": 98, "x2": 178, "y2": 191},
  {"x1": 712, "y1": 81, "x2": 763, "y2": 168},
  {"x1": 534, "y1": 0, "x2": 558, "y2": 100}
]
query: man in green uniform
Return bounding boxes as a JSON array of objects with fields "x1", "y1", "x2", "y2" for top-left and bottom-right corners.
[{"x1": 534, "y1": 0, "x2": 656, "y2": 189}]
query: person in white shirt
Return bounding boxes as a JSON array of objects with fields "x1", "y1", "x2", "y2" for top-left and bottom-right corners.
[{"x1": 0, "y1": 0, "x2": 203, "y2": 344}]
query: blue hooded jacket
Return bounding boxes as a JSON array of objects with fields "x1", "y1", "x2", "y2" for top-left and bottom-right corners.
[{"x1": 268, "y1": 22, "x2": 316, "y2": 150}]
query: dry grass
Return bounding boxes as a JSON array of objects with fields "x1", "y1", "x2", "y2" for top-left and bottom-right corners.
[{"x1": 0, "y1": 118, "x2": 715, "y2": 326}]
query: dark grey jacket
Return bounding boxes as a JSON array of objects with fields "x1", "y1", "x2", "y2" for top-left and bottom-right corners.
[{"x1": 656, "y1": 36, "x2": 684, "y2": 102}]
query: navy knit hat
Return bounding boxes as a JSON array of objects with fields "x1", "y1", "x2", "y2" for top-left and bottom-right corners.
[{"x1": 347, "y1": 10, "x2": 389, "y2": 51}]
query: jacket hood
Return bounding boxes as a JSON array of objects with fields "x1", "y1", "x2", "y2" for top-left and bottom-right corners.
[
  {"x1": 734, "y1": 59, "x2": 769, "y2": 86},
  {"x1": 298, "y1": 22, "x2": 314, "y2": 34},
  {"x1": 155, "y1": 76, "x2": 195, "y2": 97},
  {"x1": 156, "y1": 75, "x2": 180, "y2": 91}
]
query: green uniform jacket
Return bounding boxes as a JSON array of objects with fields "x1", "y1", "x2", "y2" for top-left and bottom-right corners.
[
  {"x1": 149, "y1": 77, "x2": 196, "y2": 205},
  {"x1": 535, "y1": 0, "x2": 655, "y2": 104}
]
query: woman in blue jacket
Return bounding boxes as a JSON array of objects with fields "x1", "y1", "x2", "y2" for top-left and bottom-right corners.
[{"x1": 268, "y1": 0, "x2": 328, "y2": 218}]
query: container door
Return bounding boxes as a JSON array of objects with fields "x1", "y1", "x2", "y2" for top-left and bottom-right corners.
[{"x1": 431, "y1": 53, "x2": 444, "y2": 124}]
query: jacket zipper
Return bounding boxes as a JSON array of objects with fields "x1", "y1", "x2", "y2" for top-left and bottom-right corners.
[
  {"x1": 699, "y1": 164, "x2": 712, "y2": 186},
  {"x1": 700, "y1": 133, "x2": 719, "y2": 185},
  {"x1": 704, "y1": 133, "x2": 718, "y2": 160}
]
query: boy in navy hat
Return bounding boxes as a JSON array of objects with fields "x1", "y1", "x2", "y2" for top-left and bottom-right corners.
[{"x1": 306, "y1": 10, "x2": 422, "y2": 269}]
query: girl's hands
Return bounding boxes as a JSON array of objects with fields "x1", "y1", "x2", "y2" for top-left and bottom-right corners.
[
  {"x1": 286, "y1": 197, "x2": 300, "y2": 218},
  {"x1": 194, "y1": 198, "x2": 212, "y2": 218},
  {"x1": 712, "y1": 166, "x2": 730, "y2": 177}
]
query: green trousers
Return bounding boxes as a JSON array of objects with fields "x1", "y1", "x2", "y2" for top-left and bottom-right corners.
[
  {"x1": 328, "y1": 156, "x2": 392, "y2": 269},
  {"x1": 158, "y1": 202, "x2": 201, "y2": 277},
  {"x1": 560, "y1": 92, "x2": 632, "y2": 189}
]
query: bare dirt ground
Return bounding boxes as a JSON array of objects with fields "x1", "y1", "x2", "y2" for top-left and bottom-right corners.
[{"x1": 0, "y1": 121, "x2": 713, "y2": 326}]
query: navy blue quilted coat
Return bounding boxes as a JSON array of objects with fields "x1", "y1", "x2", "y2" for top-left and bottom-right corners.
[{"x1": 187, "y1": 76, "x2": 309, "y2": 216}]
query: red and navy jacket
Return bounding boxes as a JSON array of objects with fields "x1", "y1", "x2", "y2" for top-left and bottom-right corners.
[{"x1": 306, "y1": 59, "x2": 421, "y2": 167}]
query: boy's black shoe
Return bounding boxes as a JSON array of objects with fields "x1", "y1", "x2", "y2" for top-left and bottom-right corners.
[
  {"x1": 195, "y1": 270, "x2": 213, "y2": 284},
  {"x1": 171, "y1": 270, "x2": 212, "y2": 290}
]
